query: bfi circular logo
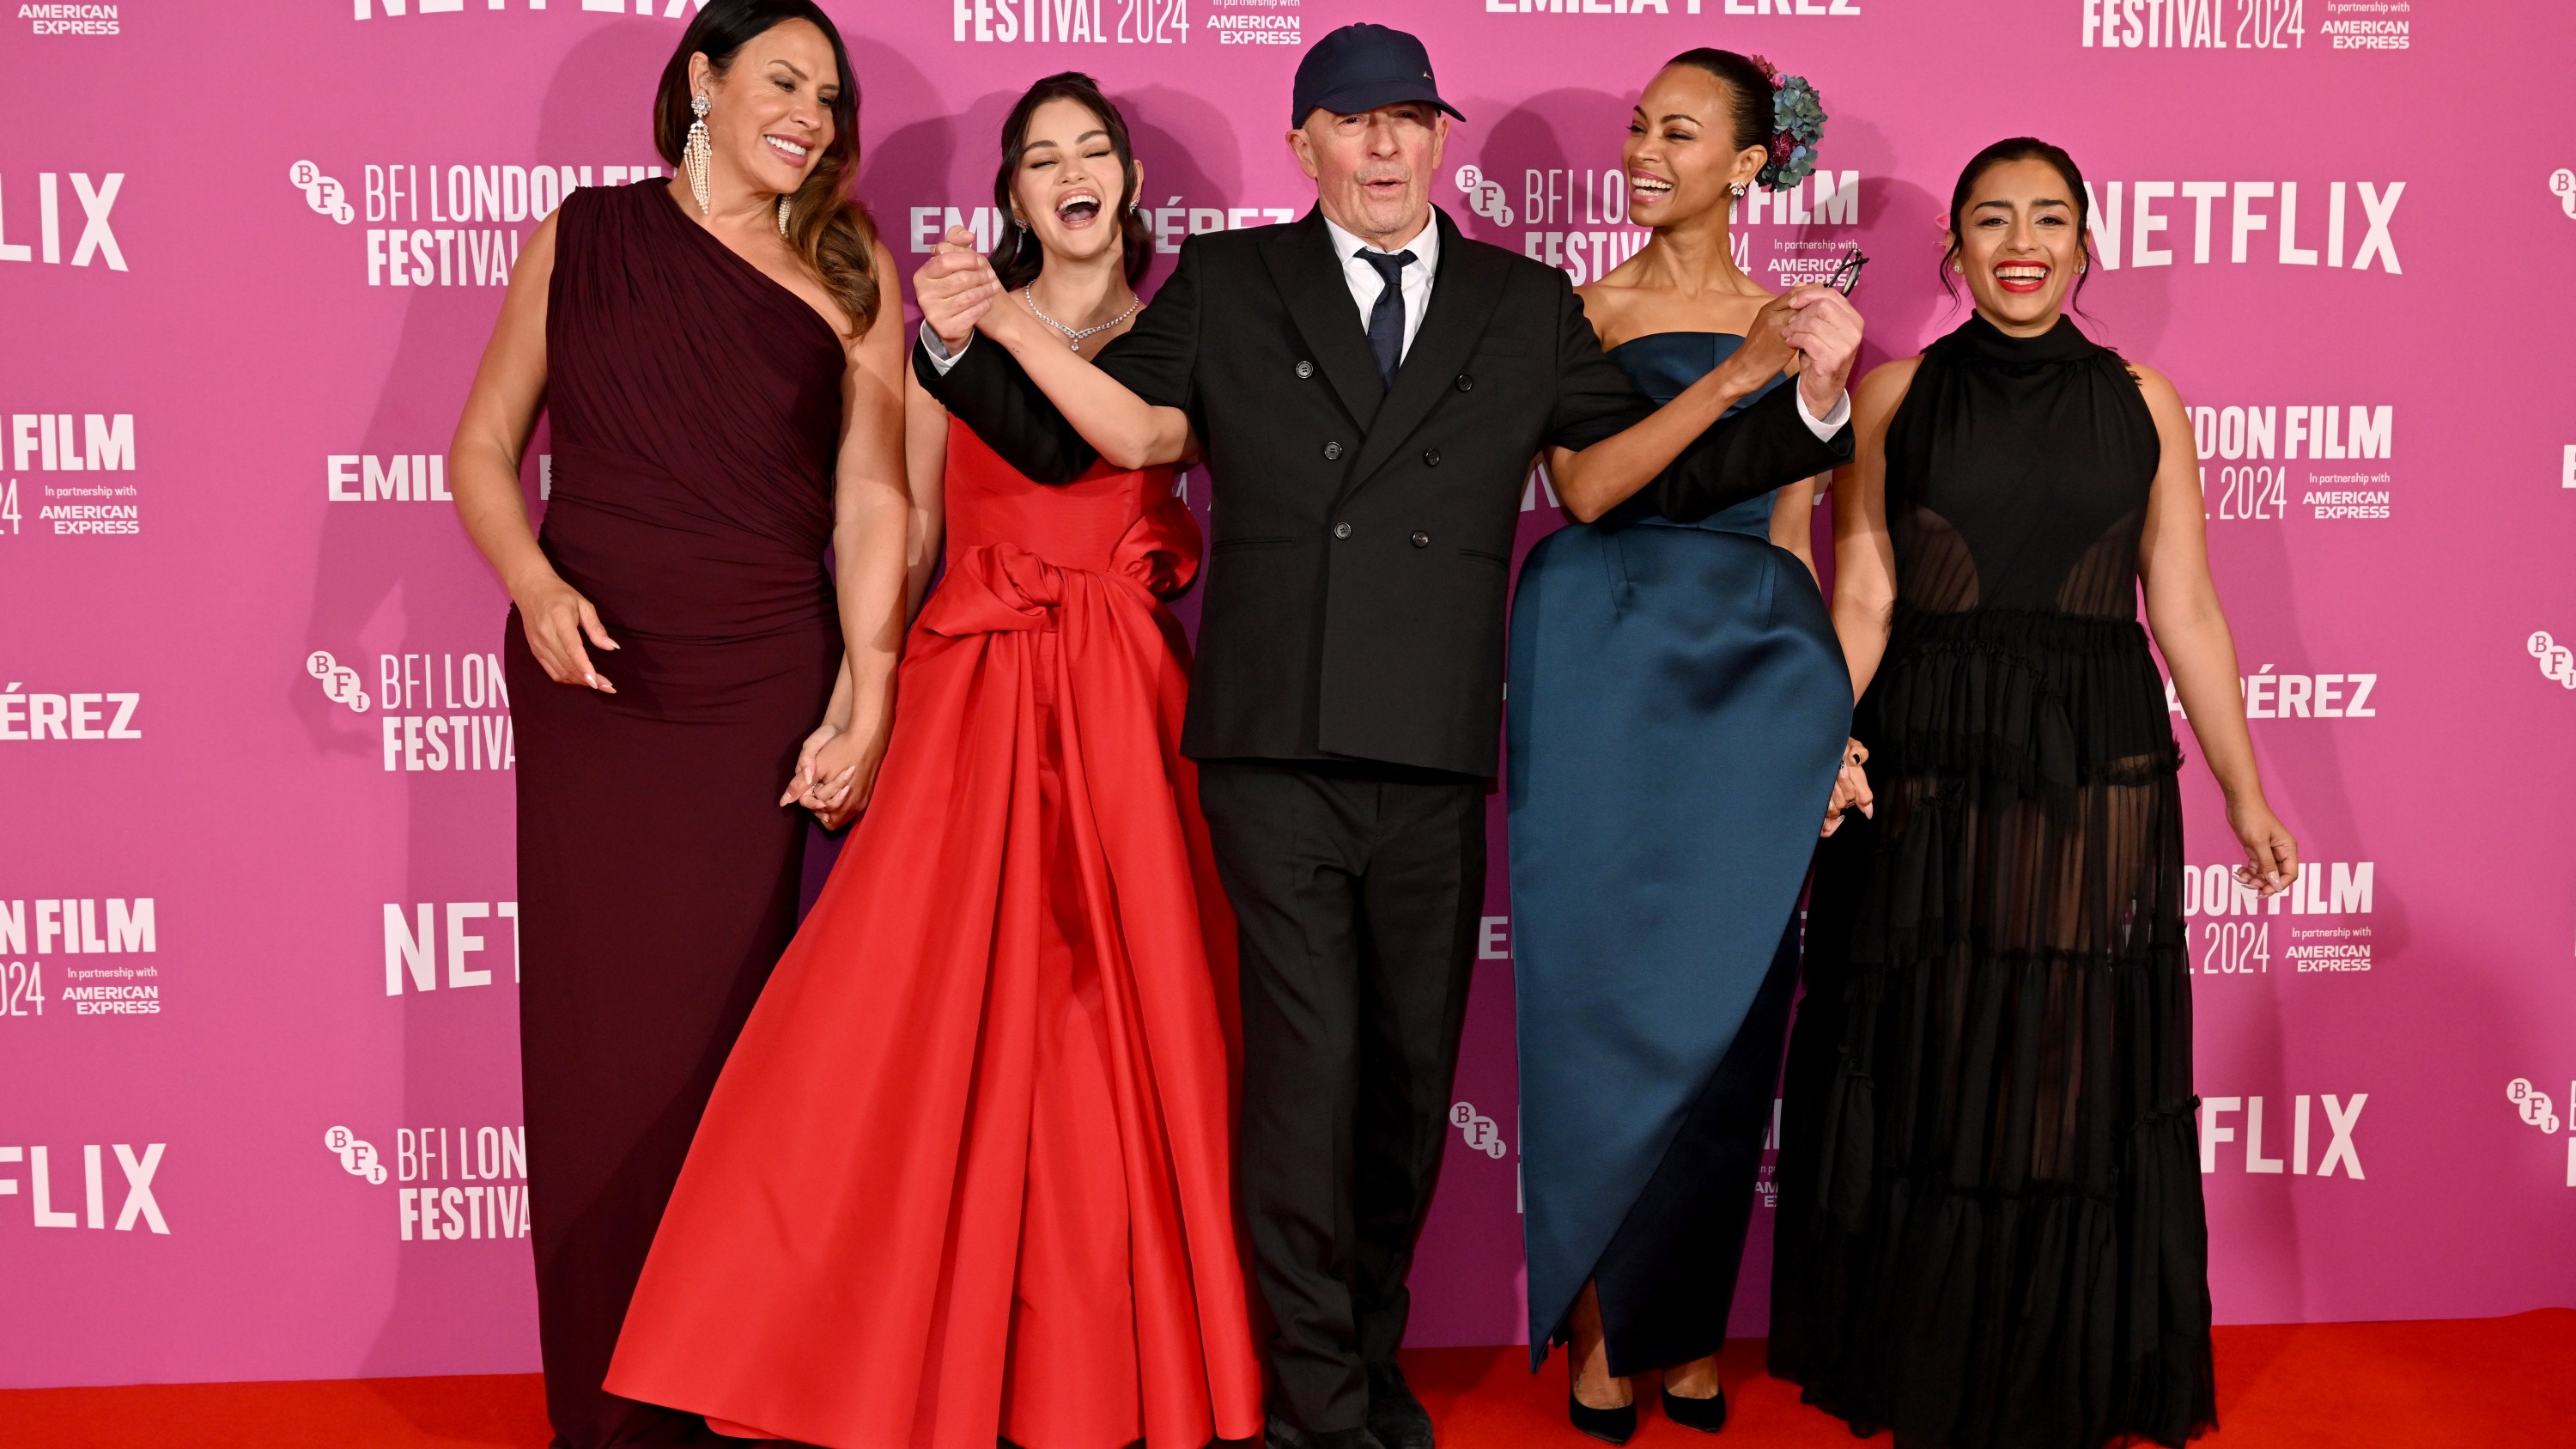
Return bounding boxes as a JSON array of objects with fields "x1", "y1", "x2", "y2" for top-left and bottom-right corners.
[
  {"x1": 1454, "y1": 165, "x2": 1515, "y2": 227},
  {"x1": 1449, "y1": 1101, "x2": 1508, "y2": 1160},
  {"x1": 290, "y1": 161, "x2": 355, "y2": 225},
  {"x1": 2526, "y1": 631, "x2": 2576, "y2": 690},
  {"x1": 324, "y1": 1125, "x2": 388, "y2": 1184},
  {"x1": 307, "y1": 650, "x2": 371, "y2": 712}
]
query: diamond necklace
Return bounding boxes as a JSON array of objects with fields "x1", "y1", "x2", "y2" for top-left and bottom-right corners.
[{"x1": 1021, "y1": 283, "x2": 1139, "y2": 351}]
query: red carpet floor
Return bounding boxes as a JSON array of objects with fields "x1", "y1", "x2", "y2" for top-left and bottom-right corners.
[{"x1": 3, "y1": 1312, "x2": 2567, "y2": 1448}]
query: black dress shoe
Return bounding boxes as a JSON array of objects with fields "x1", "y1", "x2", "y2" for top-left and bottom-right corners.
[
  {"x1": 1661, "y1": 1384, "x2": 1729, "y2": 1434},
  {"x1": 1264, "y1": 1416, "x2": 1388, "y2": 1449},
  {"x1": 1565, "y1": 1390, "x2": 1637, "y2": 1446},
  {"x1": 1365, "y1": 1361, "x2": 1435, "y2": 1449}
]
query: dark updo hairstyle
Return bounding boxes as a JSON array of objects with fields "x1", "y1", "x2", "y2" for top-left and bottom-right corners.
[
  {"x1": 1663, "y1": 48, "x2": 1782, "y2": 190},
  {"x1": 991, "y1": 72, "x2": 1151, "y2": 293},
  {"x1": 653, "y1": 0, "x2": 883, "y2": 337},
  {"x1": 1941, "y1": 137, "x2": 2096, "y2": 309}
]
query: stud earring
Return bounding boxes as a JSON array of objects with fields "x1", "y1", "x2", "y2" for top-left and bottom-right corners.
[
  {"x1": 1730, "y1": 182, "x2": 1746, "y2": 198},
  {"x1": 1952, "y1": 261, "x2": 1965, "y2": 273},
  {"x1": 684, "y1": 94, "x2": 713, "y2": 216}
]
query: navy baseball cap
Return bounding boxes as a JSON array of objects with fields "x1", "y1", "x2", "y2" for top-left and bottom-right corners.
[{"x1": 1291, "y1": 23, "x2": 1465, "y2": 128}]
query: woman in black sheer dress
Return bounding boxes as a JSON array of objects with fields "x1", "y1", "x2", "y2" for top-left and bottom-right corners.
[{"x1": 1774, "y1": 139, "x2": 2300, "y2": 1449}]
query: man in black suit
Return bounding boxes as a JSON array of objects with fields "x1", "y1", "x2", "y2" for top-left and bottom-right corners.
[{"x1": 914, "y1": 27, "x2": 1860, "y2": 1449}]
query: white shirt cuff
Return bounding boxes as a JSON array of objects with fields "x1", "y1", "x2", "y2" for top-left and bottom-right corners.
[
  {"x1": 919, "y1": 321, "x2": 969, "y2": 374},
  {"x1": 1796, "y1": 385, "x2": 1851, "y2": 440}
]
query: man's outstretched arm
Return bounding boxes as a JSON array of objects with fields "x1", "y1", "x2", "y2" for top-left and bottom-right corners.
[
  {"x1": 1542, "y1": 281, "x2": 1859, "y2": 522},
  {"x1": 912, "y1": 226, "x2": 1203, "y2": 483},
  {"x1": 912, "y1": 330, "x2": 1101, "y2": 484},
  {"x1": 1641, "y1": 382, "x2": 1852, "y2": 524}
]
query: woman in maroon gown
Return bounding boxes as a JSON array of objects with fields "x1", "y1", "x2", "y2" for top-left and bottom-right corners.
[
  {"x1": 446, "y1": 5, "x2": 909, "y2": 1444},
  {"x1": 606, "y1": 74, "x2": 1264, "y2": 1449}
]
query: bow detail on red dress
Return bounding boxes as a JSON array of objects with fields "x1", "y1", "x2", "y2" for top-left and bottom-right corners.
[{"x1": 920, "y1": 495, "x2": 1203, "y2": 638}]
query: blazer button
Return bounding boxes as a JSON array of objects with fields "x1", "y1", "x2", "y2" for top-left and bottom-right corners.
[
  {"x1": 1411, "y1": 531, "x2": 1431, "y2": 549},
  {"x1": 1422, "y1": 447, "x2": 1441, "y2": 466},
  {"x1": 1455, "y1": 374, "x2": 1474, "y2": 392},
  {"x1": 1323, "y1": 441, "x2": 1343, "y2": 461},
  {"x1": 1334, "y1": 521, "x2": 1353, "y2": 540},
  {"x1": 1296, "y1": 360, "x2": 1315, "y2": 379}
]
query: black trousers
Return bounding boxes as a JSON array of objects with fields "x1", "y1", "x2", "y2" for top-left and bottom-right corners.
[{"x1": 1195, "y1": 760, "x2": 1487, "y2": 1434}]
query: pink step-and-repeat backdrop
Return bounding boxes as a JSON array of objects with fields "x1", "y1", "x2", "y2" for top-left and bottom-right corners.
[{"x1": 4, "y1": 0, "x2": 2573, "y2": 1392}]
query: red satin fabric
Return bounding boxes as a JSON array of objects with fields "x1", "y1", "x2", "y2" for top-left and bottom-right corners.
[{"x1": 606, "y1": 422, "x2": 1264, "y2": 1449}]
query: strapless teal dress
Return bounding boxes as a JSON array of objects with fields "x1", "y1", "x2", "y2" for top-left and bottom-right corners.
[{"x1": 1506, "y1": 332, "x2": 1851, "y2": 1372}]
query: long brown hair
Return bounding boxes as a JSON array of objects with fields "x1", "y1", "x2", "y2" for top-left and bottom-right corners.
[
  {"x1": 989, "y1": 72, "x2": 1151, "y2": 293},
  {"x1": 653, "y1": 0, "x2": 883, "y2": 338}
]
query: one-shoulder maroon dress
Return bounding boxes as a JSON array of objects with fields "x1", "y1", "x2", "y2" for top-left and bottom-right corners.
[{"x1": 507, "y1": 179, "x2": 845, "y2": 1448}]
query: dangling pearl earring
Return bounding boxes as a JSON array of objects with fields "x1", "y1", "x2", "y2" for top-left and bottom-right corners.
[{"x1": 684, "y1": 94, "x2": 713, "y2": 216}]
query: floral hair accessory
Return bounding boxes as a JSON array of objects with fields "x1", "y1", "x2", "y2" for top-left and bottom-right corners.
[{"x1": 1752, "y1": 55, "x2": 1826, "y2": 191}]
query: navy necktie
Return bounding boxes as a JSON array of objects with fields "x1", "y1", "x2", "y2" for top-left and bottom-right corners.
[{"x1": 1358, "y1": 247, "x2": 1416, "y2": 387}]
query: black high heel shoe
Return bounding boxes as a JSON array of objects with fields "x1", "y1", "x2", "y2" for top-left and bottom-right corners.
[
  {"x1": 1661, "y1": 1384, "x2": 1729, "y2": 1434},
  {"x1": 1566, "y1": 1389, "x2": 1637, "y2": 1446}
]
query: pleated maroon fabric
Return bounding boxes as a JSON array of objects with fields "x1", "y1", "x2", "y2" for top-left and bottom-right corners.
[
  {"x1": 509, "y1": 179, "x2": 846, "y2": 1449},
  {"x1": 606, "y1": 419, "x2": 1265, "y2": 1449}
]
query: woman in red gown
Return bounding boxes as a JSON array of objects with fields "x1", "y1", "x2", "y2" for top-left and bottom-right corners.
[{"x1": 607, "y1": 74, "x2": 1265, "y2": 1449}]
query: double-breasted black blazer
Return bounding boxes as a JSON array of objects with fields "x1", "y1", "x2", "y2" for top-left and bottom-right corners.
[{"x1": 917, "y1": 206, "x2": 1851, "y2": 777}]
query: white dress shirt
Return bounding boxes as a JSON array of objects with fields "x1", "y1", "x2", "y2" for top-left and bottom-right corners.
[
  {"x1": 925, "y1": 205, "x2": 1851, "y2": 437},
  {"x1": 1322, "y1": 213, "x2": 1440, "y2": 365}
]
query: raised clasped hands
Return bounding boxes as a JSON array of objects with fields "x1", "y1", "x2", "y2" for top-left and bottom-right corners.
[
  {"x1": 1820, "y1": 737, "x2": 1874, "y2": 838},
  {"x1": 1780, "y1": 283, "x2": 1862, "y2": 418},
  {"x1": 912, "y1": 224, "x2": 1007, "y2": 352},
  {"x1": 1723, "y1": 284, "x2": 1859, "y2": 418},
  {"x1": 1727, "y1": 289, "x2": 1802, "y2": 387}
]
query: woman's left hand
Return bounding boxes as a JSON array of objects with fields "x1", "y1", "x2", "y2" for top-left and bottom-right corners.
[
  {"x1": 2227, "y1": 795, "x2": 2300, "y2": 898},
  {"x1": 781, "y1": 717, "x2": 872, "y2": 830},
  {"x1": 780, "y1": 718, "x2": 845, "y2": 809},
  {"x1": 798, "y1": 715, "x2": 890, "y2": 831},
  {"x1": 1820, "y1": 738, "x2": 1873, "y2": 837}
]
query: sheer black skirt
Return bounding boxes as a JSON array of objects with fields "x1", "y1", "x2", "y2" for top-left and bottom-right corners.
[{"x1": 1771, "y1": 604, "x2": 2216, "y2": 1449}]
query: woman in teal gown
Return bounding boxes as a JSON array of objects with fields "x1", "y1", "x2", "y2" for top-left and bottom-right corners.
[{"x1": 1507, "y1": 50, "x2": 1860, "y2": 1442}]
